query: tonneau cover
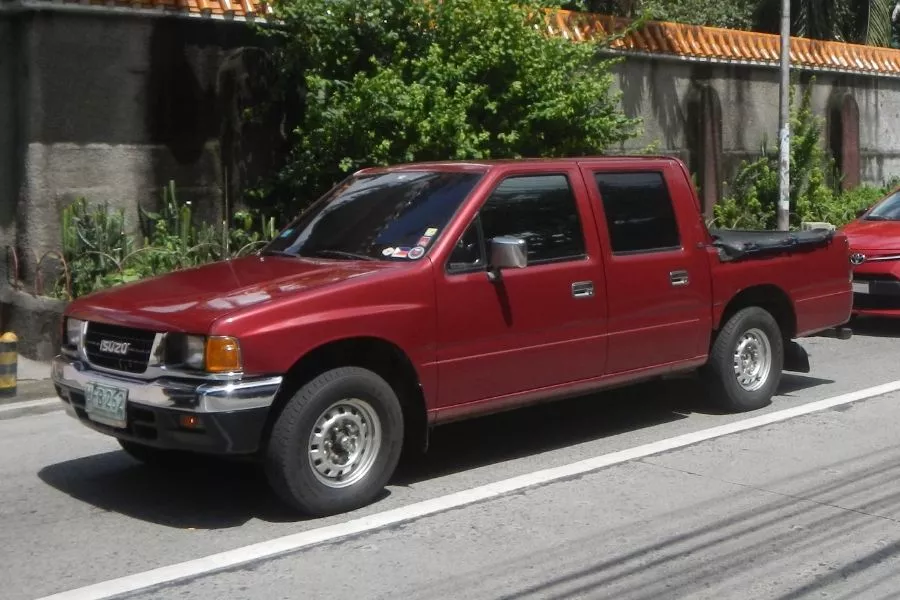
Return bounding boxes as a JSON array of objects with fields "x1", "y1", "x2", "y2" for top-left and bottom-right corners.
[{"x1": 709, "y1": 228, "x2": 836, "y2": 262}]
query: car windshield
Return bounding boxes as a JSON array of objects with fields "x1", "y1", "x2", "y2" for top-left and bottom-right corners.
[
  {"x1": 263, "y1": 170, "x2": 484, "y2": 261},
  {"x1": 864, "y1": 190, "x2": 900, "y2": 221}
]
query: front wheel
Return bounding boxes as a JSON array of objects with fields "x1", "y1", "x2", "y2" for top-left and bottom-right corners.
[
  {"x1": 264, "y1": 367, "x2": 404, "y2": 516},
  {"x1": 701, "y1": 307, "x2": 784, "y2": 413}
]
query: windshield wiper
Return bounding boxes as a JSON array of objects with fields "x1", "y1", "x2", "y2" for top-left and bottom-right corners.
[
  {"x1": 309, "y1": 249, "x2": 378, "y2": 262},
  {"x1": 260, "y1": 249, "x2": 300, "y2": 258}
]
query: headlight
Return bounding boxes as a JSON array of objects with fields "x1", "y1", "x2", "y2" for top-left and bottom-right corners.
[
  {"x1": 184, "y1": 335, "x2": 206, "y2": 370},
  {"x1": 65, "y1": 318, "x2": 85, "y2": 348},
  {"x1": 168, "y1": 334, "x2": 242, "y2": 373}
]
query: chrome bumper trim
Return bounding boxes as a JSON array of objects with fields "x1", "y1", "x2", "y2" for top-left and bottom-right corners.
[{"x1": 51, "y1": 355, "x2": 282, "y2": 413}]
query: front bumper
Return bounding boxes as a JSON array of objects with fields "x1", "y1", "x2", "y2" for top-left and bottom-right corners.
[
  {"x1": 852, "y1": 277, "x2": 900, "y2": 316},
  {"x1": 51, "y1": 355, "x2": 283, "y2": 455}
]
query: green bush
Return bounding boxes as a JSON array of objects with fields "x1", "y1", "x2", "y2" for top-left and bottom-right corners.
[
  {"x1": 803, "y1": 184, "x2": 888, "y2": 226},
  {"x1": 57, "y1": 182, "x2": 277, "y2": 299},
  {"x1": 259, "y1": 0, "x2": 641, "y2": 216}
]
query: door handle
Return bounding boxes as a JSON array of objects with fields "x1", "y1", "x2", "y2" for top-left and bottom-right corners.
[
  {"x1": 669, "y1": 270, "x2": 689, "y2": 287},
  {"x1": 572, "y1": 281, "x2": 594, "y2": 298}
]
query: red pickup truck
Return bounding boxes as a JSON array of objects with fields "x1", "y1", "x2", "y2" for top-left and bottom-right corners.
[{"x1": 52, "y1": 157, "x2": 853, "y2": 516}]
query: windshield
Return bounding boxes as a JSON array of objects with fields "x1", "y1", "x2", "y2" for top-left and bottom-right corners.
[
  {"x1": 263, "y1": 170, "x2": 484, "y2": 261},
  {"x1": 864, "y1": 190, "x2": 900, "y2": 221}
]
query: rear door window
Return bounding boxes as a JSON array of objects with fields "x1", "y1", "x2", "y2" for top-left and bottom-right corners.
[{"x1": 594, "y1": 172, "x2": 681, "y2": 254}]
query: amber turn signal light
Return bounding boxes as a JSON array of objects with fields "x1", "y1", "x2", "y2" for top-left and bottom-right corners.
[
  {"x1": 178, "y1": 414, "x2": 203, "y2": 430},
  {"x1": 205, "y1": 336, "x2": 242, "y2": 373}
]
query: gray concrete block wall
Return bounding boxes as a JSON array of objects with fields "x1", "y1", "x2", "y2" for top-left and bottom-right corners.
[
  {"x1": 0, "y1": 15, "x2": 24, "y2": 262},
  {"x1": 3, "y1": 10, "x2": 254, "y2": 274},
  {"x1": 613, "y1": 57, "x2": 900, "y2": 191}
]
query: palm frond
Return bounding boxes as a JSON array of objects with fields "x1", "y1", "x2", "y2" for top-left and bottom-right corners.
[{"x1": 864, "y1": 0, "x2": 895, "y2": 46}]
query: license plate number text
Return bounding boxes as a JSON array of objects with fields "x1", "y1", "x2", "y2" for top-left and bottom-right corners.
[{"x1": 85, "y1": 383, "x2": 128, "y2": 429}]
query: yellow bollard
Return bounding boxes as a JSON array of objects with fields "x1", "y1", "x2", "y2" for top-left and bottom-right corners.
[{"x1": 0, "y1": 332, "x2": 17, "y2": 398}]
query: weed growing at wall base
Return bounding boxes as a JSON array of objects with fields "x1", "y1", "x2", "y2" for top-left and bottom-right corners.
[{"x1": 57, "y1": 182, "x2": 277, "y2": 299}]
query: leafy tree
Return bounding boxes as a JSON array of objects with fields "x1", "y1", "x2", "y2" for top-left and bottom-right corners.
[
  {"x1": 863, "y1": 0, "x2": 897, "y2": 46},
  {"x1": 260, "y1": 0, "x2": 640, "y2": 216},
  {"x1": 577, "y1": 0, "x2": 897, "y2": 47},
  {"x1": 570, "y1": 0, "x2": 759, "y2": 29},
  {"x1": 739, "y1": 0, "x2": 896, "y2": 45}
]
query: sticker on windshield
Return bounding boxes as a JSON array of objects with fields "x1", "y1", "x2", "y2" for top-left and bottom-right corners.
[
  {"x1": 382, "y1": 247, "x2": 395, "y2": 257},
  {"x1": 408, "y1": 246, "x2": 425, "y2": 260},
  {"x1": 279, "y1": 228, "x2": 293, "y2": 238},
  {"x1": 417, "y1": 236, "x2": 432, "y2": 247},
  {"x1": 391, "y1": 247, "x2": 410, "y2": 258},
  {"x1": 424, "y1": 227, "x2": 438, "y2": 237}
]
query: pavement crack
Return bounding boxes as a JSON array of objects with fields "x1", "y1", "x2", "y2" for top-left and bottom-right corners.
[{"x1": 637, "y1": 458, "x2": 900, "y2": 526}]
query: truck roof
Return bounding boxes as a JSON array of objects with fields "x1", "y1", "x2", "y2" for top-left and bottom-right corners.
[{"x1": 355, "y1": 155, "x2": 682, "y2": 175}]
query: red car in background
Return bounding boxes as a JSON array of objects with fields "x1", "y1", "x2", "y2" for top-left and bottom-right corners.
[{"x1": 843, "y1": 187, "x2": 900, "y2": 317}]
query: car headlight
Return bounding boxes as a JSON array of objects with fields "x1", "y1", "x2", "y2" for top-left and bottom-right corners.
[
  {"x1": 65, "y1": 318, "x2": 85, "y2": 348},
  {"x1": 168, "y1": 334, "x2": 242, "y2": 373},
  {"x1": 184, "y1": 335, "x2": 206, "y2": 370}
]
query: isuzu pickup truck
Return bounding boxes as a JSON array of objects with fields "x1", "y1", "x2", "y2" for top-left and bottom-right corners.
[{"x1": 52, "y1": 157, "x2": 853, "y2": 516}]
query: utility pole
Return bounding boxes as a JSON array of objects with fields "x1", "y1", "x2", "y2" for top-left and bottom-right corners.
[{"x1": 777, "y1": 0, "x2": 791, "y2": 231}]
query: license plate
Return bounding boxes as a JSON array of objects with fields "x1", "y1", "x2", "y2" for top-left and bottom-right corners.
[
  {"x1": 85, "y1": 383, "x2": 128, "y2": 429},
  {"x1": 852, "y1": 281, "x2": 870, "y2": 294}
]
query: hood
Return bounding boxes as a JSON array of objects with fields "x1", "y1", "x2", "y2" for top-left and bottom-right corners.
[
  {"x1": 841, "y1": 219, "x2": 900, "y2": 252},
  {"x1": 68, "y1": 255, "x2": 401, "y2": 332}
]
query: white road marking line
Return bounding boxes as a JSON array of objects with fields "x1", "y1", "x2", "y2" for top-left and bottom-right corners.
[
  {"x1": 0, "y1": 397, "x2": 60, "y2": 413},
  {"x1": 37, "y1": 379, "x2": 900, "y2": 600}
]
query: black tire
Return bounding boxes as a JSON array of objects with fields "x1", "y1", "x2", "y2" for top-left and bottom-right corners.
[
  {"x1": 118, "y1": 439, "x2": 189, "y2": 468},
  {"x1": 264, "y1": 367, "x2": 405, "y2": 517},
  {"x1": 701, "y1": 306, "x2": 784, "y2": 413}
]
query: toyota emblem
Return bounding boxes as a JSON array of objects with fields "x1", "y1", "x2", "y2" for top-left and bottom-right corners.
[{"x1": 850, "y1": 252, "x2": 866, "y2": 265}]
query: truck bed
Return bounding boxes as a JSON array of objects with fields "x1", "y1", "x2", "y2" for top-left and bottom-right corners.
[{"x1": 709, "y1": 229, "x2": 836, "y2": 262}]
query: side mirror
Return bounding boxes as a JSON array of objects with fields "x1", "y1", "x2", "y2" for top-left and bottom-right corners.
[{"x1": 488, "y1": 236, "x2": 527, "y2": 278}]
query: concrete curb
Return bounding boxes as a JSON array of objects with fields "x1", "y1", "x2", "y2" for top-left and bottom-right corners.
[
  {"x1": 0, "y1": 396, "x2": 63, "y2": 420},
  {"x1": 0, "y1": 379, "x2": 58, "y2": 405}
]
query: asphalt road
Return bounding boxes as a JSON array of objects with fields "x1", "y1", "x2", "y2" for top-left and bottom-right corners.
[{"x1": 3, "y1": 317, "x2": 900, "y2": 600}]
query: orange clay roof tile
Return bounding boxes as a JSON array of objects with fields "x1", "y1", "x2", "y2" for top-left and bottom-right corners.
[
  {"x1": 9, "y1": 2, "x2": 900, "y2": 76},
  {"x1": 554, "y1": 10, "x2": 900, "y2": 77}
]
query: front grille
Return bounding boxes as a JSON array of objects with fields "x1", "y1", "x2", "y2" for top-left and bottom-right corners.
[
  {"x1": 854, "y1": 293, "x2": 900, "y2": 310},
  {"x1": 84, "y1": 322, "x2": 156, "y2": 374}
]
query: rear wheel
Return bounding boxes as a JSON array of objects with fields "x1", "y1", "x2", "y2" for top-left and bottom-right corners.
[
  {"x1": 702, "y1": 306, "x2": 784, "y2": 413},
  {"x1": 264, "y1": 367, "x2": 404, "y2": 516}
]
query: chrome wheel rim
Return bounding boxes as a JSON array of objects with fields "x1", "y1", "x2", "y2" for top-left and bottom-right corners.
[
  {"x1": 733, "y1": 328, "x2": 772, "y2": 392},
  {"x1": 308, "y1": 398, "x2": 382, "y2": 489}
]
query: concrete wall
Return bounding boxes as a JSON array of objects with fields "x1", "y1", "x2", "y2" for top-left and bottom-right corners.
[
  {"x1": 612, "y1": 57, "x2": 900, "y2": 191},
  {"x1": 0, "y1": 14, "x2": 23, "y2": 286},
  {"x1": 0, "y1": 10, "x2": 268, "y2": 287}
]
